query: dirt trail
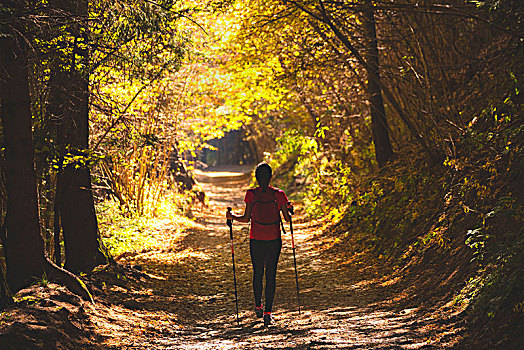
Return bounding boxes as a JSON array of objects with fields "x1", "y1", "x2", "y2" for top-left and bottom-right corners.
[
  {"x1": 98, "y1": 165, "x2": 459, "y2": 349},
  {"x1": 0, "y1": 166, "x2": 462, "y2": 349}
]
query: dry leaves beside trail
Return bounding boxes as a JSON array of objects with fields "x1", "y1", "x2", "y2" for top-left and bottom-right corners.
[{"x1": 0, "y1": 166, "x2": 464, "y2": 349}]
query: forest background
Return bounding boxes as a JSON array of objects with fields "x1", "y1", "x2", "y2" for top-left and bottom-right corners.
[{"x1": 0, "y1": 0, "x2": 522, "y2": 348}]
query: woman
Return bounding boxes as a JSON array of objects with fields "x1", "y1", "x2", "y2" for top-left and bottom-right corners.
[{"x1": 226, "y1": 162, "x2": 293, "y2": 327}]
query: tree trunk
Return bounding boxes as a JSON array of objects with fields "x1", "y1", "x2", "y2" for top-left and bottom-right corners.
[
  {"x1": 0, "y1": 35, "x2": 48, "y2": 291},
  {"x1": 49, "y1": 0, "x2": 110, "y2": 273},
  {"x1": 53, "y1": 169, "x2": 62, "y2": 266},
  {"x1": 362, "y1": 0, "x2": 394, "y2": 167},
  {"x1": 0, "y1": 216, "x2": 8, "y2": 307},
  {"x1": 57, "y1": 69, "x2": 109, "y2": 273},
  {"x1": 0, "y1": 266, "x2": 12, "y2": 308},
  {"x1": 0, "y1": 32, "x2": 92, "y2": 301},
  {"x1": 47, "y1": 66, "x2": 68, "y2": 266}
]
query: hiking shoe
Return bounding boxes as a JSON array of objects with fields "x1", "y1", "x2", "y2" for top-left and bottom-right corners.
[
  {"x1": 263, "y1": 313, "x2": 273, "y2": 327},
  {"x1": 255, "y1": 306, "x2": 263, "y2": 318}
]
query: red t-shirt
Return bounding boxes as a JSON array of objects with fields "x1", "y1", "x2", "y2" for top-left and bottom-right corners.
[{"x1": 244, "y1": 186, "x2": 288, "y2": 240}]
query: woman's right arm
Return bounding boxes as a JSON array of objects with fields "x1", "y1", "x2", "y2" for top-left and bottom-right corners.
[{"x1": 226, "y1": 202, "x2": 252, "y2": 223}]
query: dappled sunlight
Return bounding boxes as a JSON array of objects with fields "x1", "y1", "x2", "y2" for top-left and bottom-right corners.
[
  {"x1": 137, "y1": 248, "x2": 212, "y2": 265},
  {"x1": 1, "y1": 160, "x2": 469, "y2": 348},
  {"x1": 91, "y1": 168, "x2": 466, "y2": 348},
  {"x1": 0, "y1": 166, "x2": 472, "y2": 349}
]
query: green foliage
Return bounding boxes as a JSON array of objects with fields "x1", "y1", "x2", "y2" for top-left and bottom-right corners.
[
  {"x1": 471, "y1": 0, "x2": 523, "y2": 26},
  {"x1": 468, "y1": 247, "x2": 524, "y2": 322},
  {"x1": 267, "y1": 126, "x2": 377, "y2": 220},
  {"x1": 433, "y1": 77, "x2": 523, "y2": 326},
  {"x1": 461, "y1": 198, "x2": 523, "y2": 317},
  {"x1": 97, "y1": 200, "x2": 156, "y2": 257},
  {"x1": 466, "y1": 227, "x2": 490, "y2": 262},
  {"x1": 96, "y1": 192, "x2": 199, "y2": 257},
  {"x1": 266, "y1": 129, "x2": 360, "y2": 219},
  {"x1": 91, "y1": 0, "x2": 191, "y2": 79},
  {"x1": 265, "y1": 129, "x2": 317, "y2": 187},
  {"x1": 453, "y1": 275, "x2": 487, "y2": 308},
  {"x1": 33, "y1": 272, "x2": 50, "y2": 288}
]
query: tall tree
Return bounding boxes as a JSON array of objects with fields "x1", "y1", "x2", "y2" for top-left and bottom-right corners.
[
  {"x1": 253, "y1": 0, "x2": 396, "y2": 166},
  {"x1": 361, "y1": 0, "x2": 393, "y2": 166},
  {"x1": 49, "y1": 0, "x2": 109, "y2": 273},
  {"x1": 0, "y1": 28, "x2": 91, "y2": 300},
  {"x1": 0, "y1": 34, "x2": 48, "y2": 291}
]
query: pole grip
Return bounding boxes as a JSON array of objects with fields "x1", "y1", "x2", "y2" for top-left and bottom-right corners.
[
  {"x1": 227, "y1": 207, "x2": 232, "y2": 231},
  {"x1": 287, "y1": 202, "x2": 294, "y2": 215},
  {"x1": 226, "y1": 207, "x2": 233, "y2": 241}
]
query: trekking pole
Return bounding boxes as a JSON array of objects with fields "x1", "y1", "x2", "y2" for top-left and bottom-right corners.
[
  {"x1": 227, "y1": 207, "x2": 240, "y2": 325},
  {"x1": 288, "y1": 206, "x2": 301, "y2": 315}
]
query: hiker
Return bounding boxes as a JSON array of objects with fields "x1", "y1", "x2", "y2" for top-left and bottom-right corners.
[{"x1": 226, "y1": 162, "x2": 293, "y2": 327}]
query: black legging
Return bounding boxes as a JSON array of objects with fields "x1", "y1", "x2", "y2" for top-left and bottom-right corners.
[{"x1": 250, "y1": 238, "x2": 282, "y2": 313}]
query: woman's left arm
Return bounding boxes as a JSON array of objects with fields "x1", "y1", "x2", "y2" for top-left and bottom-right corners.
[{"x1": 281, "y1": 202, "x2": 293, "y2": 222}]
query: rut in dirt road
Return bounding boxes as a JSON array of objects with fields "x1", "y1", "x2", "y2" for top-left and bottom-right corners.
[{"x1": 121, "y1": 167, "x2": 462, "y2": 349}]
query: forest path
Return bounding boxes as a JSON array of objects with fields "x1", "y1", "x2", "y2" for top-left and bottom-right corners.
[{"x1": 110, "y1": 166, "x2": 458, "y2": 349}]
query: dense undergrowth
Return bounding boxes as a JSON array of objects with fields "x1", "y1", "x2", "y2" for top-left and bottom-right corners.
[
  {"x1": 96, "y1": 191, "x2": 201, "y2": 258},
  {"x1": 269, "y1": 84, "x2": 523, "y2": 347}
]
